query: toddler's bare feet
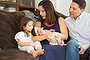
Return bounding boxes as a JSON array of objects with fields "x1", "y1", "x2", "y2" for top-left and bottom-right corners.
[
  {"x1": 31, "y1": 50, "x2": 38, "y2": 57},
  {"x1": 37, "y1": 48, "x2": 44, "y2": 55},
  {"x1": 31, "y1": 49, "x2": 44, "y2": 57}
]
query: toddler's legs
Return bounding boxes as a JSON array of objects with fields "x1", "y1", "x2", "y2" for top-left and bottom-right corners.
[
  {"x1": 37, "y1": 47, "x2": 44, "y2": 55},
  {"x1": 18, "y1": 46, "x2": 37, "y2": 57},
  {"x1": 26, "y1": 46, "x2": 42, "y2": 57},
  {"x1": 30, "y1": 49, "x2": 39, "y2": 57},
  {"x1": 30, "y1": 47, "x2": 44, "y2": 57},
  {"x1": 18, "y1": 45, "x2": 43, "y2": 57},
  {"x1": 34, "y1": 41, "x2": 44, "y2": 55}
]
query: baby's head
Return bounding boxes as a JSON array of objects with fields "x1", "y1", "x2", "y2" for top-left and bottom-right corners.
[{"x1": 35, "y1": 27, "x2": 50, "y2": 35}]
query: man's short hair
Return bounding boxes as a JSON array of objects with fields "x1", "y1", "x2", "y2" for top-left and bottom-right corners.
[{"x1": 72, "y1": 0, "x2": 86, "y2": 9}]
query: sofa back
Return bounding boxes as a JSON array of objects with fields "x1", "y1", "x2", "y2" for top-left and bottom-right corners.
[{"x1": 0, "y1": 11, "x2": 25, "y2": 49}]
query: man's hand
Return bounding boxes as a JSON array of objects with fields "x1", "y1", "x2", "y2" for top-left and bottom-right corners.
[{"x1": 79, "y1": 46, "x2": 85, "y2": 54}]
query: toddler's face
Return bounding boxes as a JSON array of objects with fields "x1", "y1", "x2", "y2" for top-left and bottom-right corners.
[{"x1": 24, "y1": 21, "x2": 33, "y2": 32}]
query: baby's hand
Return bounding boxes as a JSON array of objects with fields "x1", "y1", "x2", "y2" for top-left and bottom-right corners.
[
  {"x1": 55, "y1": 36, "x2": 66, "y2": 46},
  {"x1": 58, "y1": 40, "x2": 66, "y2": 46}
]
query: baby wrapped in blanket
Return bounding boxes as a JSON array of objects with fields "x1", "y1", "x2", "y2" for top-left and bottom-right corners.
[{"x1": 34, "y1": 27, "x2": 65, "y2": 46}]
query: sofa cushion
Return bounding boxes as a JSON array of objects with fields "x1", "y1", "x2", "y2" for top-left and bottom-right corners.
[
  {"x1": 0, "y1": 12, "x2": 24, "y2": 49},
  {"x1": 80, "y1": 54, "x2": 88, "y2": 60},
  {"x1": 0, "y1": 48, "x2": 38, "y2": 60}
]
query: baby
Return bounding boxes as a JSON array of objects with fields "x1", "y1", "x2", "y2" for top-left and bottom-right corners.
[{"x1": 34, "y1": 27, "x2": 65, "y2": 46}]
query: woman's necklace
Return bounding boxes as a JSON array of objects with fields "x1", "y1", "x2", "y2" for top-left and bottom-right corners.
[{"x1": 43, "y1": 22, "x2": 54, "y2": 27}]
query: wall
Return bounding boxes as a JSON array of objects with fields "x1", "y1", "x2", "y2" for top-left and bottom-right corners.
[
  {"x1": 35, "y1": 0, "x2": 90, "y2": 16},
  {"x1": 85, "y1": 0, "x2": 90, "y2": 13},
  {"x1": 49, "y1": 0, "x2": 71, "y2": 16},
  {"x1": 35, "y1": 0, "x2": 42, "y2": 9}
]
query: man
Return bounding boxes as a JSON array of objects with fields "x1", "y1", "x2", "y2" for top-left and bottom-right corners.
[{"x1": 65, "y1": 0, "x2": 90, "y2": 60}]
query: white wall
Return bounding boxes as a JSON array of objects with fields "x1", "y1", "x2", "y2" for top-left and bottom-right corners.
[
  {"x1": 50, "y1": 0, "x2": 71, "y2": 16},
  {"x1": 35, "y1": 0, "x2": 90, "y2": 16},
  {"x1": 35, "y1": 0, "x2": 42, "y2": 9},
  {"x1": 85, "y1": 0, "x2": 90, "y2": 13}
]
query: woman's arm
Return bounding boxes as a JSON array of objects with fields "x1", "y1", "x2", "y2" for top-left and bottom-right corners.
[
  {"x1": 47, "y1": 17, "x2": 68, "y2": 42},
  {"x1": 32, "y1": 21, "x2": 47, "y2": 42},
  {"x1": 58, "y1": 17, "x2": 68, "y2": 40}
]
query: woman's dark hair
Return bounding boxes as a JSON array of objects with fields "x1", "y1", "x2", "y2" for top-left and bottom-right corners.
[
  {"x1": 72, "y1": 0, "x2": 86, "y2": 9},
  {"x1": 38, "y1": 1, "x2": 58, "y2": 24},
  {"x1": 20, "y1": 17, "x2": 32, "y2": 37}
]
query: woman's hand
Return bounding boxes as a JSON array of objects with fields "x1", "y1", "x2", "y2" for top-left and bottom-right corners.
[{"x1": 46, "y1": 32, "x2": 57, "y2": 43}]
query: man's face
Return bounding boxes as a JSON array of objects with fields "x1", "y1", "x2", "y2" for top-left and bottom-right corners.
[{"x1": 69, "y1": 2, "x2": 83, "y2": 19}]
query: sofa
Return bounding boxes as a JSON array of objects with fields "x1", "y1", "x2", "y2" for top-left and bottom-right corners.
[
  {"x1": 0, "y1": 10, "x2": 88, "y2": 60},
  {"x1": 0, "y1": 11, "x2": 38, "y2": 60}
]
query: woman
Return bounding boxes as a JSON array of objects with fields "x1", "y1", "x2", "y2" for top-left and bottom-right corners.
[{"x1": 33, "y1": 1, "x2": 68, "y2": 60}]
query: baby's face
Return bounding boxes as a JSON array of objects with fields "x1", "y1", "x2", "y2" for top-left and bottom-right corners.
[{"x1": 37, "y1": 27, "x2": 49, "y2": 35}]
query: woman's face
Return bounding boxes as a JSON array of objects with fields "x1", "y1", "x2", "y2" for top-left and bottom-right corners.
[{"x1": 38, "y1": 6, "x2": 46, "y2": 19}]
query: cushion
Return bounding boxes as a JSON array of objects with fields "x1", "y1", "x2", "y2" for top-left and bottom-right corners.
[
  {"x1": 0, "y1": 48, "x2": 38, "y2": 60},
  {"x1": 0, "y1": 12, "x2": 24, "y2": 49}
]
